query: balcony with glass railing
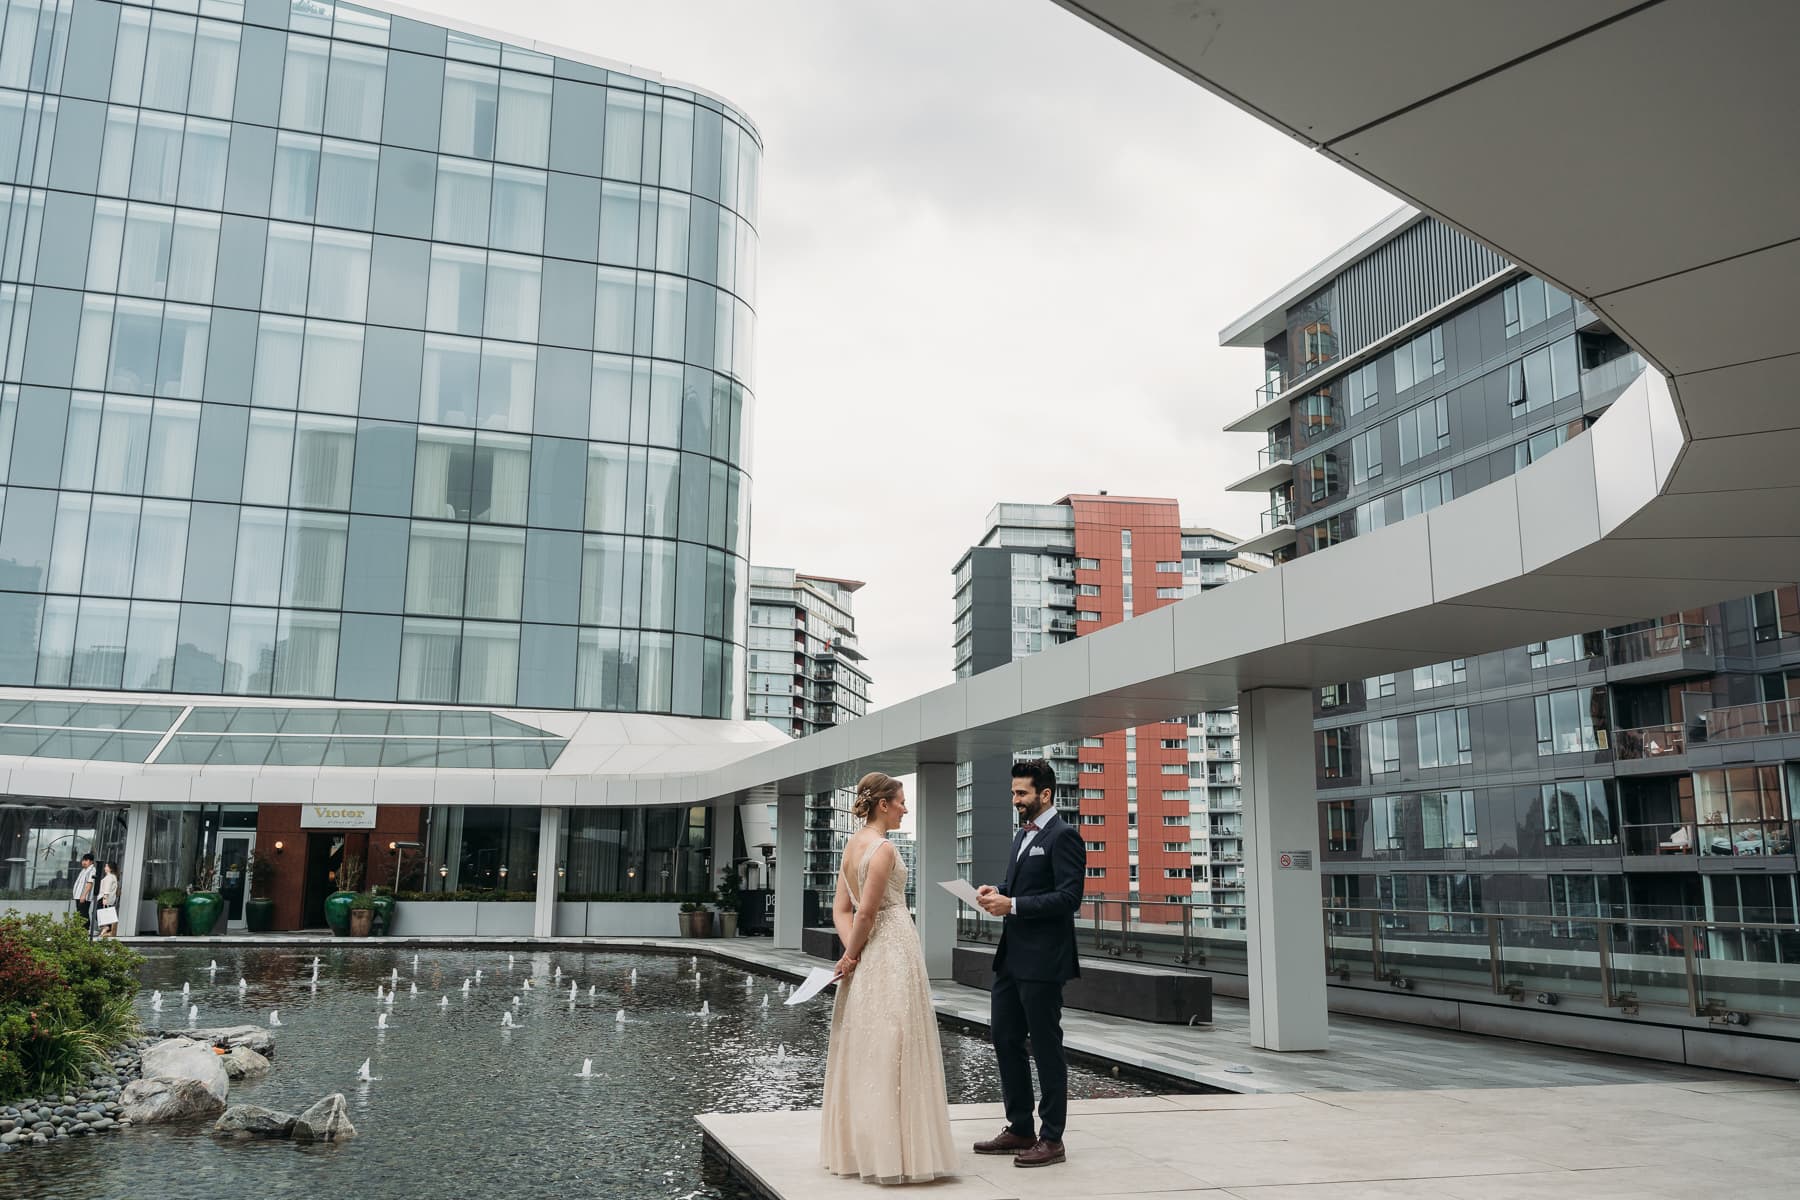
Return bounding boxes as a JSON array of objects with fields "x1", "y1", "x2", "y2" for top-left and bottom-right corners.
[
  {"x1": 1605, "y1": 623, "x2": 1715, "y2": 681},
  {"x1": 1224, "y1": 370, "x2": 1295, "y2": 434},
  {"x1": 955, "y1": 901, "x2": 1800, "y2": 1035},
  {"x1": 1703, "y1": 697, "x2": 1800, "y2": 744},
  {"x1": 1226, "y1": 435, "x2": 1296, "y2": 493},
  {"x1": 1612, "y1": 721, "x2": 1690, "y2": 772}
]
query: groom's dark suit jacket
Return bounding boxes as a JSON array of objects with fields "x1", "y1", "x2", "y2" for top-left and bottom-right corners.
[{"x1": 994, "y1": 812, "x2": 1086, "y2": 983}]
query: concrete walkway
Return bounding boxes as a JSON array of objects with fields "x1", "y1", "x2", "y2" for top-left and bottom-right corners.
[{"x1": 701, "y1": 1081, "x2": 1800, "y2": 1199}]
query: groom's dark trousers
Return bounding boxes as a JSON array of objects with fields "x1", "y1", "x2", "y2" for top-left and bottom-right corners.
[{"x1": 992, "y1": 814, "x2": 1086, "y2": 1142}]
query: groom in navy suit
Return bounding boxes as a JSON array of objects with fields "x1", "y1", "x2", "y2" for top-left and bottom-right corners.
[{"x1": 973, "y1": 758, "x2": 1086, "y2": 1168}]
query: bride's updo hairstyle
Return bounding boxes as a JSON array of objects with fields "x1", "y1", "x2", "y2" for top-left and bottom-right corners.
[{"x1": 852, "y1": 772, "x2": 902, "y2": 821}]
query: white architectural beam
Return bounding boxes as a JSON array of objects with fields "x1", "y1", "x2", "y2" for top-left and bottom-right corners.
[{"x1": 913, "y1": 762, "x2": 957, "y2": 979}]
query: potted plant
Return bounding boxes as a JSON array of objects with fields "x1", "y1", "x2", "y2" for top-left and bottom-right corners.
[
  {"x1": 716, "y1": 864, "x2": 742, "y2": 939},
  {"x1": 324, "y1": 853, "x2": 363, "y2": 937},
  {"x1": 688, "y1": 901, "x2": 712, "y2": 939},
  {"x1": 183, "y1": 856, "x2": 223, "y2": 936},
  {"x1": 348, "y1": 893, "x2": 375, "y2": 937},
  {"x1": 244, "y1": 851, "x2": 276, "y2": 933},
  {"x1": 367, "y1": 884, "x2": 396, "y2": 937},
  {"x1": 678, "y1": 900, "x2": 700, "y2": 937},
  {"x1": 155, "y1": 888, "x2": 186, "y2": 937}
]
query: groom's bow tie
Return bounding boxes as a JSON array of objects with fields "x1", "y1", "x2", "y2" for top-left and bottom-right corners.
[{"x1": 1020, "y1": 821, "x2": 1039, "y2": 832}]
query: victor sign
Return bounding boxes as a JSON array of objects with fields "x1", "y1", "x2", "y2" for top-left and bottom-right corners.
[{"x1": 301, "y1": 804, "x2": 378, "y2": 830}]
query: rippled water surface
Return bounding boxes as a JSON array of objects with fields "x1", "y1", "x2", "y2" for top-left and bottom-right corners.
[{"x1": 0, "y1": 946, "x2": 1161, "y2": 1198}]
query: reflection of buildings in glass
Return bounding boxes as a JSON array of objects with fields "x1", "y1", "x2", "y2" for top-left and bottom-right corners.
[{"x1": 0, "y1": 1, "x2": 775, "y2": 933}]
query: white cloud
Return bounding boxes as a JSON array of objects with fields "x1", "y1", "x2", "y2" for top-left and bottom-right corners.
[{"x1": 415, "y1": 0, "x2": 1398, "y2": 705}]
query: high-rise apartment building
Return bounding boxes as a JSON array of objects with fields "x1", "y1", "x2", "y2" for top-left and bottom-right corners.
[
  {"x1": 0, "y1": 0, "x2": 778, "y2": 933},
  {"x1": 950, "y1": 496, "x2": 1256, "y2": 913},
  {"x1": 747, "y1": 566, "x2": 870, "y2": 911},
  {"x1": 1222, "y1": 210, "x2": 1799, "y2": 942}
]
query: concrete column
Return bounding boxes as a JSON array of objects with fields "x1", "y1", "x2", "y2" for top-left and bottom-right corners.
[
  {"x1": 1239, "y1": 687, "x2": 1328, "y2": 1051},
  {"x1": 119, "y1": 801, "x2": 150, "y2": 935},
  {"x1": 913, "y1": 761, "x2": 957, "y2": 979},
  {"x1": 533, "y1": 805, "x2": 563, "y2": 938},
  {"x1": 772, "y1": 789, "x2": 805, "y2": 950},
  {"x1": 710, "y1": 797, "x2": 735, "y2": 888}
]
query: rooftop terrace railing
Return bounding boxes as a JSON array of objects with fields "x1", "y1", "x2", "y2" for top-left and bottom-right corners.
[{"x1": 956, "y1": 899, "x2": 1800, "y2": 1027}]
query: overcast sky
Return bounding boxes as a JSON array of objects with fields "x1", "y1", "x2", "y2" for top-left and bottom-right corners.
[{"x1": 418, "y1": 0, "x2": 1399, "y2": 707}]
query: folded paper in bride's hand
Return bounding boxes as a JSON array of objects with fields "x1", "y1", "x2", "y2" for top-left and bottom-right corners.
[{"x1": 784, "y1": 966, "x2": 842, "y2": 1005}]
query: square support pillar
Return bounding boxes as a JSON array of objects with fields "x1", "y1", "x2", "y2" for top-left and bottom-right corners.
[
  {"x1": 772, "y1": 789, "x2": 805, "y2": 950},
  {"x1": 118, "y1": 801, "x2": 150, "y2": 935},
  {"x1": 1239, "y1": 687, "x2": 1328, "y2": 1051},
  {"x1": 913, "y1": 762, "x2": 957, "y2": 979},
  {"x1": 710, "y1": 797, "x2": 735, "y2": 889},
  {"x1": 533, "y1": 805, "x2": 563, "y2": 938}
]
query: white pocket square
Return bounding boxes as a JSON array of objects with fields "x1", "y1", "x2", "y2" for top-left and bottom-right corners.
[{"x1": 1029, "y1": 846, "x2": 1046, "y2": 856}]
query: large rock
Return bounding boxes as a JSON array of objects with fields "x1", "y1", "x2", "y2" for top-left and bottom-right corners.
[
  {"x1": 292, "y1": 1093, "x2": 355, "y2": 1142},
  {"x1": 220, "y1": 1046, "x2": 272, "y2": 1080},
  {"x1": 212, "y1": 1104, "x2": 296, "y2": 1139},
  {"x1": 183, "y1": 1026, "x2": 275, "y2": 1058},
  {"x1": 139, "y1": 1038, "x2": 230, "y2": 1102},
  {"x1": 119, "y1": 1078, "x2": 226, "y2": 1124}
]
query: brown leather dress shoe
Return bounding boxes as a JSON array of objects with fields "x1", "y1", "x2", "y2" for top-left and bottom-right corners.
[
  {"x1": 973, "y1": 1127, "x2": 1036, "y2": 1155},
  {"x1": 1013, "y1": 1138, "x2": 1066, "y2": 1167}
]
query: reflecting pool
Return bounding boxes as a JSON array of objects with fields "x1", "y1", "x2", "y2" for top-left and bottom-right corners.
[{"x1": 0, "y1": 947, "x2": 1163, "y2": 1198}]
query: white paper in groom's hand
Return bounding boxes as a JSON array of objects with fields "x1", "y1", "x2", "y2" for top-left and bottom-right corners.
[
  {"x1": 784, "y1": 966, "x2": 841, "y2": 1006},
  {"x1": 938, "y1": 878, "x2": 985, "y2": 907}
]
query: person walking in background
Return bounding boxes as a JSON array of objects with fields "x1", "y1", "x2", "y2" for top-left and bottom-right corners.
[
  {"x1": 95, "y1": 861, "x2": 121, "y2": 938},
  {"x1": 973, "y1": 758, "x2": 1086, "y2": 1168},
  {"x1": 72, "y1": 852, "x2": 96, "y2": 930}
]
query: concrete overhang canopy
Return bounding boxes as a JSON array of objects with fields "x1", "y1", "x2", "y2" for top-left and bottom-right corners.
[{"x1": 690, "y1": 0, "x2": 1799, "y2": 800}]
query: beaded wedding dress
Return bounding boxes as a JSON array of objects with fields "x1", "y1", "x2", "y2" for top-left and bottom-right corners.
[{"x1": 818, "y1": 838, "x2": 958, "y2": 1184}]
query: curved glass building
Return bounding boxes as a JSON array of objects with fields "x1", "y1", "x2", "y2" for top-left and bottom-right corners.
[
  {"x1": 0, "y1": 0, "x2": 758, "y2": 718},
  {"x1": 0, "y1": 1, "x2": 785, "y2": 936}
]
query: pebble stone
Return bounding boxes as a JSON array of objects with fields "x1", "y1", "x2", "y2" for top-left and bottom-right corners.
[{"x1": 0, "y1": 1039, "x2": 146, "y2": 1156}]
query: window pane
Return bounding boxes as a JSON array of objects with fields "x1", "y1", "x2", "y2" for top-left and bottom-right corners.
[
  {"x1": 141, "y1": 14, "x2": 196, "y2": 112},
  {"x1": 427, "y1": 245, "x2": 486, "y2": 336},
  {"x1": 495, "y1": 71, "x2": 550, "y2": 167},
  {"x1": 242, "y1": 410, "x2": 294, "y2": 504},
  {"x1": 272, "y1": 131, "x2": 320, "y2": 220},
  {"x1": 316, "y1": 138, "x2": 378, "y2": 229},
  {"x1": 472, "y1": 432, "x2": 529, "y2": 524},
  {"x1": 464, "y1": 526, "x2": 524, "y2": 619},
  {"x1": 283, "y1": 511, "x2": 347, "y2": 607},
  {"x1": 433, "y1": 157, "x2": 491, "y2": 244},
  {"x1": 483, "y1": 252, "x2": 539, "y2": 341},
  {"x1": 458, "y1": 621, "x2": 517, "y2": 704},
  {"x1": 124, "y1": 600, "x2": 180, "y2": 690},
  {"x1": 398, "y1": 618, "x2": 459, "y2": 702},
  {"x1": 324, "y1": 42, "x2": 385, "y2": 142},
  {"x1": 597, "y1": 182, "x2": 638, "y2": 266},
  {"x1": 602, "y1": 92, "x2": 643, "y2": 182},
  {"x1": 490, "y1": 165, "x2": 544, "y2": 253},
  {"x1": 71, "y1": 598, "x2": 130, "y2": 688},
  {"x1": 224, "y1": 606, "x2": 276, "y2": 694},
  {"x1": 441, "y1": 61, "x2": 497, "y2": 159},
  {"x1": 189, "y1": 19, "x2": 240, "y2": 120},
  {"x1": 413, "y1": 425, "x2": 472, "y2": 519},
  {"x1": 119, "y1": 204, "x2": 173, "y2": 297},
  {"x1": 651, "y1": 275, "x2": 685, "y2": 359},
  {"x1": 280, "y1": 35, "x2": 329, "y2": 132},
  {"x1": 477, "y1": 340, "x2": 533, "y2": 432},
  {"x1": 145, "y1": 399, "x2": 200, "y2": 497},
  {"x1": 232, "y1": 507, "x2": 285, "y2": 606},
  {"x1": 406, "y1": 521, "x2": 467, "y2": 616},
  {"x1": 168, "y1": 210, "x2": 220, "y2": 305},
  {"x1": 584, "y1": 443, "x2": 626, "y2": 532},
  {"x1": 251, "y1": 315, "x2": 304, "y2": 409},
  {"x1": 108, "y1": 298, "x2": 162, "y2": 393},
  {"x1": 420, "y1": 334, "x2": 480, "y2": 426},
  {"x1": 262, "y1": 223, "x2": 312, "y2": 314},
  {"x1": 95, "y1": 395, "x2": 153, "y2": 492},
  {"x1": 290, "y1": 413, "x2": 355, "y2": 508},
  {"x1": 274, "y1": 610, "x2": 338, "y2": 697},
  {"x1": 134, "y1": 499, "x2": 188, "y2": 600},
  {"x1": 178, "y1": 117, "x2": 230, "y2": 208},
  {"x1": 298, "y1": 321, "x2": 363, "y2": 413},
  {"x1": 156, "y1": 305, "x2": 209, "y2": 399},
  {"x1": 83, "y1": 495, "x2": 140, "y2": 596}
]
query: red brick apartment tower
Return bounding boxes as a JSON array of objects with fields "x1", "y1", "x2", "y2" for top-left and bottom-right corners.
[{"x1": 1065, "y1": 496, "x2": 1192, "y2": 906}]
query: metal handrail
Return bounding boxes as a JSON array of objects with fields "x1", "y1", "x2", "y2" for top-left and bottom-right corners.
[
  {"x1": 1613, "y1": 721, "x2": 1687, "y2": 759},
  {"x1": 1605, "y1": 622, "x2": 1712, "y2": 665},
  {"x1": 1704, "y1": 696, "x2": 1800, "y2": 743}
]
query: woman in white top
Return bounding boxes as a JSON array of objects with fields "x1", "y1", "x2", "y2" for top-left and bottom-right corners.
[{"x1": 96, "y1": 862, "x2": 121, "y2": 938}]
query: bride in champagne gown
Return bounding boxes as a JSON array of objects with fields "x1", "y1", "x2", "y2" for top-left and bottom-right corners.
[{"x1": 818, "y1": 772, "x2": 959, "y2": 1184}]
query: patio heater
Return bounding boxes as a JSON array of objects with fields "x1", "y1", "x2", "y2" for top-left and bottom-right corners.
[{"x1": 388, "y1": 841, "x2": 421, "y2": 893}]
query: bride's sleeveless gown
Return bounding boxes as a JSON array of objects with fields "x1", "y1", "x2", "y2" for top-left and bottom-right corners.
[{"x1": 818, "y1": 839, "x2": 958, "y2": 1183}]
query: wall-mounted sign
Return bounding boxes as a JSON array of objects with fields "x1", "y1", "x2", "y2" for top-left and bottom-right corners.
[
  {"x1": 302, "y1": 804, "x2": 377, "y2": 830},
  {"x1": 1276, "y1": 850, "x2": 1313, "y2": 871}
]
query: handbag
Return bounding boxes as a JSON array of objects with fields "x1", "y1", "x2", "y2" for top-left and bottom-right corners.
[{"x1": 96, "y1": 906, "x2": 119, "y2": 927}]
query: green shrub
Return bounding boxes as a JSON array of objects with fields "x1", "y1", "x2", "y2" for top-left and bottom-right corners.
[
  {"x1": 0, "y1": 915, "x2": 141, "y2": 1100},
  {"x1": 2, "y1": 913, "x2": 141, "y2": 1026},
  {"x1": 155, "y1": 888, "x2": 187, "y2": 909},
  {"x1": 348, "y1": 893, "x2": 375, "y2": 911}
]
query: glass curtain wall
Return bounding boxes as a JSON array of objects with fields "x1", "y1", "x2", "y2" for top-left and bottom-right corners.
[
  {"x1": 421, "y1": 803, "x2": 539, "y2": 893},
  {"x1": 560, "y1": 804, "x2": 710, "y2": 897},
  {"x1": 0, "y1": 0, "x2": 760, "y2": 718},
  {"x1": 141, "y1": 802, "x2": 256, "y2": 892},
  {"x1": 0, "y1": 800, "x2": 128, "y2": 897}
]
